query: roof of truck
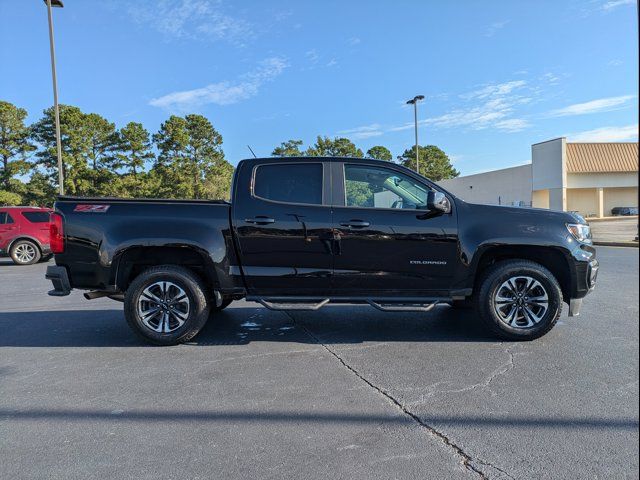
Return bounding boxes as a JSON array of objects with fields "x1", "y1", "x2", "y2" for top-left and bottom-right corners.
[{"x1": 242, "y1": 156, "x2": 392, "y2": 163}]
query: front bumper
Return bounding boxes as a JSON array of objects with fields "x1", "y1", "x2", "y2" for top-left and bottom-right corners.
[
  {"x1": 46, "y1": 265, "x2": 71, "y2": 296},
  {"x1": 568, "y1": 258, "x2": 599, "y2": 316}
]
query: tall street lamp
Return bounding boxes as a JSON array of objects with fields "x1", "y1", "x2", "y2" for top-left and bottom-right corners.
[
  {"x1": 406, "y1": 95, "x2": 424, "y2": 174},
  {"x1": 44, "y1": 0, "x2": 64, "y2": 195}
]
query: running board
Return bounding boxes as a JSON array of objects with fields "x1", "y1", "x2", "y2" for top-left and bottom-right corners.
[
  {"x1": 256, "y1": 298, "x2": 330, "y2": 311},
  {"x1": 367, "y1": 300, "x2": 439, "y2": 312},
  {"x1": 247, "y1": 296, "x2": 448, "y2": 313}
]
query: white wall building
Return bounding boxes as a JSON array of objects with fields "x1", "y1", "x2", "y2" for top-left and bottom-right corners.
[{"x1": 438, "y1": 138, "x2": 638, "y2": 218}]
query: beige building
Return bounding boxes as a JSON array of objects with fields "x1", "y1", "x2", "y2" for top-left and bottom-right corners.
[{"x1": 438, "y1": 138, "x2": 638, "y2": 218}]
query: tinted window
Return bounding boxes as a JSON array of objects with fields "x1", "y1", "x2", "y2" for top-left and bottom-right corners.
[
  {"x1": 0, "y1": 212, "x2": 14, "y2": 224},
  {"x1": 344, "y1": 165, "x2": 431, "y2": 210},
  {"x1": 22, "y1": 211, "x2": 50, "y2": 223},
  {"x1": 254, "y1": 163, "x2": 323, "y2": 205}
]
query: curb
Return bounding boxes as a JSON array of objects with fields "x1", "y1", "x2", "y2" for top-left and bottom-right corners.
[{"x1": 593, "y1": 241, "x2": 639, "y2": 247}]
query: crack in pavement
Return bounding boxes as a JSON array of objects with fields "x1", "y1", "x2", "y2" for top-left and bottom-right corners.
[
  {"x1": 284, "y1": 313, "x2": 515, "y2": 479},
  {"x1": 404, "y1": 345, "x2": 517, "y2": 407}
]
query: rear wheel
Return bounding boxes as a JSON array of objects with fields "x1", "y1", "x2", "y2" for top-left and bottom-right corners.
[
  {"x1": 476, "y1": 260, "x2": 562, "y2": 341},
  {"x1": 124, "y1": 265, "x2": 211, "y2": 345},
  {"x1": 10, "y1": 240, "x2": 41, "y2": 265}
]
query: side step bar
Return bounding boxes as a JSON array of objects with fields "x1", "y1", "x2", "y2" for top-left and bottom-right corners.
[
  {"x1": 367, "y1": 300, "x2": 439, "y2": 312},
  {"x1": 255, "y1": 298, "x2": 330, "y2": 311},
  {"x1": 247, "y1": 296, "x2": 449, "y2": 313}
]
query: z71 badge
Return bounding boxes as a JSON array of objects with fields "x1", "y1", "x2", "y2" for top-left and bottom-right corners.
[{"x1": 74, "y1": 204, "x2": 110, "y2": 213}]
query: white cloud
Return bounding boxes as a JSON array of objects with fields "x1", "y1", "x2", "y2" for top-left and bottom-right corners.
[
  {"x1": 128, "y1": 0, "x2": 253, "y2": 44},
  {"x1": 460, "y1": 80, "x2": 526, "y2": 100},
  {"x1": 484, "y1": 20, "x2": 510, "y2": 37},
  {"x1": 602, "y1": 0, "x2": 635, "y2": 10},
  {"x1": 348, "y1": 37, "x2": 361, "y2": 46},
  {"x1": 495, "y1": 119, "x2": 531, "y2": 132},
  {"x1": 547, "y1": 95, "x2": 635, "y2": 117},
  {"x1": 568, "y1": 124, "x2": 639, "y2": 142},
  {"x1": 347, "y1": 79, "x2": 534, "y2": 138},
  {"x1": 608, "y1": 59, "x2": 623, "y2": 66},
  {"x1": 426, "y1": 80, "x2": 531, "y2": 131},
  {"x1": 149, "y1": 57, "x2": 288, "y2": 111},
  {"x1": 338, "y1": 124, "x2": 384, "y2": 140}
]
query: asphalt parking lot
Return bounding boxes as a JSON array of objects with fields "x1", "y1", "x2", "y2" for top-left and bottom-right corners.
[{"x1": 1, "y1": 247, "x2": 638, "y2": 479}]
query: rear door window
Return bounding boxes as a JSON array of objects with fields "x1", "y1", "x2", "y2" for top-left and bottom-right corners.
[
  {"x1": 253, "y1": 163, "x2": 323, "y2": 205},
  {"x1": 22, "y1": 211, "x2": 51, "y2": 223}
]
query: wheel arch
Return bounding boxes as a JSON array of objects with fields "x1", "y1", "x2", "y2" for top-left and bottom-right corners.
[
  {"x1": 114, "y1": 245, "x2": 220, "y2": 293},
  {"x1": 472, "y1": 245, "x2": 573, "y2": 302},
  {"x1": 8, "y1": 235, "x2": 43, "y2": 254}
]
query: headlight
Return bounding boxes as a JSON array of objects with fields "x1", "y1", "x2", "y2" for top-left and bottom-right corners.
[{"x1": 566, "y1": 223, "x2": 591, "y2": 242}]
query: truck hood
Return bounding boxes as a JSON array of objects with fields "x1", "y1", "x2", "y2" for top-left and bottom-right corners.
[{"x1": 461, "y1": 201, "x2": 588, "y2": 225}]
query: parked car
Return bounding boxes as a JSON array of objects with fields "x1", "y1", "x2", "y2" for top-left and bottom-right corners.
[
  {"x1": 46, "y1": 157, "x2": 599, "y2": 345},
  {"x1": 611, "y1": 206, "x2": 638, "y2": 216},
  {"x1": 0, "y1": 206, "x2": 53, "y2": 265}
]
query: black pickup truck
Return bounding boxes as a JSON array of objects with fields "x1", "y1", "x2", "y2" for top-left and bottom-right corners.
[{"x1": 46, "y1": 156, "x2": 598, "y2": 345}]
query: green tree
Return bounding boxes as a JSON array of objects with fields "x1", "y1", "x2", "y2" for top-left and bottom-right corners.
[
  {"x1": 31, "y1": 105, "x2": 91, "y2": 195},
  {"x1": 152, "y1": 114, "x2": 231, "y2": 199},
  {"x1": 366, "y1": 145, "x2": 392, "y2": 161},
  {"x1": 305, "y1": 136, "x2": 363, "y2": 157},
  {"x1": 22, "y1": 171, "x2": 57, "y2": 206},
  {"x1": 116, "y1": 122, "x2": 154, "y2": 177},
  {"x1": 397, "y1": 145, "x2": 459, "y2": 181},
  {"x1": 0, "y1": 101, "x2": 35, "y2": 194},
  {"x1": 0, "y1": 190, "x2": 22, "y2": 206},
  {"x1": 272, "y1": 139, "x2": 304, "y2": 157}
]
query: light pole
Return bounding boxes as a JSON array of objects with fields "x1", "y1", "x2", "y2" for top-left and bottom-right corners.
[
  {"x1": 44, "y1": 0, "x2": 64, "y2": 195},
  {"x1": 406, "y1": 95, "x2": 424, "y2": 174}
]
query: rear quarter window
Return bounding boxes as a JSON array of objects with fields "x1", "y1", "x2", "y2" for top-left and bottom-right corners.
[
  {"x1": 253, "y1": 163, "x2": 323, "y2": 205},
  {"x1": 22, "y1": 211, "x2": 51, "y2": 223},
  {"x1": 0, "y1": 212, "x2": 14, "y2": 224}
]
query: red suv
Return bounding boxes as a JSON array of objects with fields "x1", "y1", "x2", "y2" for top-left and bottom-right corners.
[{"x1": 0, "y1": 206, "x2": 53, "y2": 265}]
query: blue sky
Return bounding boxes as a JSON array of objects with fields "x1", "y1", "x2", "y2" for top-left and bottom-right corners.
[{"x1": 1, "y1": 0, "x2": 638, "y2": 175}]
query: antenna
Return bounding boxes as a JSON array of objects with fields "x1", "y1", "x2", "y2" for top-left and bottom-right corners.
[{"x1": 247, "y1": 145, "x2": 257, "y2": 158}]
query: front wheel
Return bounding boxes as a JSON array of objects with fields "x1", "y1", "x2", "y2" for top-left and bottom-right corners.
[
  {"x1": 476, "y1": 260, "x2": 563, "y2": 341},
  {"x1": 124, "y1": 265, "x2": 211, "y2": 345}
]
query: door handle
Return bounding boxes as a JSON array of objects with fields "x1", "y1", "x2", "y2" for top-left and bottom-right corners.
[
  {"x1": 339, "y1": 220, "x2": 370, "y2": 228},
  {"x1": 245, "y1": 216, "x2": 276, "y2": 225}
]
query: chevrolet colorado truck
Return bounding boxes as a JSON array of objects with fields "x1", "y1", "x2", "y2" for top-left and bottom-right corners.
[{"x1": 46, "y1": 156, "x2": 598, "y2": 345}]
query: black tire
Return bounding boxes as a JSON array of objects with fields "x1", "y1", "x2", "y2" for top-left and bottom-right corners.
[
  {"x1": 476, "y1": 260, "x2": 563, "y2": 341},
  {"x1": 10, "y1": 240, "x2": 41, "y2": 265},
  {"x1": 124, "y1": 265, "x2": 211, "y2": 346},
  {"x1": 212, "y1": 297, "x2": 233, "y2": 312}
]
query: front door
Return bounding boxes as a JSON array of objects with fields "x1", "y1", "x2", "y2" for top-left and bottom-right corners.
[
  {"x1": 331, "y1": 162, "x2": 458, "y2": 296},
  {"x1": 232, "y1": 160, "x2": 334, "y2": 296}
]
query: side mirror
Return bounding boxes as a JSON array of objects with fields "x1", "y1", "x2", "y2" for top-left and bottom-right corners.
[{"x1": 427, "y1": 191, "x2": 451, "y2": 214}]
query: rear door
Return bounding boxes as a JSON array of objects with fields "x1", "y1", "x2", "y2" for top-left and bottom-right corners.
[
  {"x1": 21, "y1": 211, "x2": 52, "y2": 248},
  {"x1": 231, "y1": 160, "x2": 334, "y2": 296},
  {"x1": 0, "y1": 211, "x2": 19, "y2": 251},
  {"x1": 330, "y1": 161, "x2": 458, "y2": 296}
]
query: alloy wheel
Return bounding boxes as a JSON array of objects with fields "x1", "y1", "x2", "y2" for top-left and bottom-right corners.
[
  {"x1": 493, "y1": 276, "x2": 549, "y2": 328},
  {"x1": 14, "y1": 243, "x2": 37, "y2": 264},
  {"x1": 136, "y1": 281, "x2": 190, "y2": 333}
]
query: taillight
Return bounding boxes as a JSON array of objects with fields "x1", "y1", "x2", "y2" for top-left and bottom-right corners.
[{"x1": 50, "y1": 212, "x2": 65, "y2": 254}]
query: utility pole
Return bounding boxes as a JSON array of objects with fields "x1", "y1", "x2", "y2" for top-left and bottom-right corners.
[
  {"x1": 44, "y1": 0, "x2": 65, "y2": 195},
  {"x1": 406, "y1": 95, "x2": 425, "y2": 174}
]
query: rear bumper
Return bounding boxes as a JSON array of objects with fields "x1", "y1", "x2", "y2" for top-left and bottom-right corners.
[{"x1": 45, "y1": 265, "x2": 71, "y2": 296}]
